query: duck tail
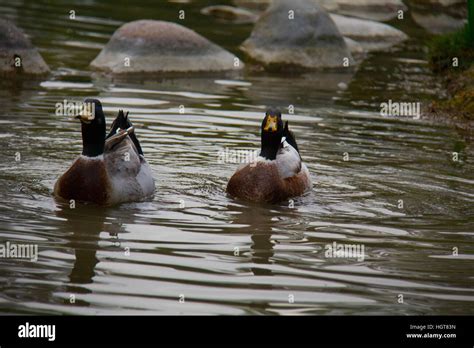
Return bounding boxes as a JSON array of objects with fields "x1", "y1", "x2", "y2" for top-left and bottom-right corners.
[
  {"x1": 123, "y1": 111, "x2": 144, "y2": 156},
  {"x1": 129, "y1": 130, "x2": 144, "y2": 156},
  {"x1": 107, "y1": 109, "x2": 127, "y2": 138},
  {"x1": 283, "y1": 121, "x2": 300, "y2": 154},
  {"x1": 106, "y1": 110, "x2": 144, "y2": 156}
]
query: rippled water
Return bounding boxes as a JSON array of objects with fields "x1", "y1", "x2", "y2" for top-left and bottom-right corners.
[{"x1": 0, "y1": 0, "x2": 473, "y2": 315}]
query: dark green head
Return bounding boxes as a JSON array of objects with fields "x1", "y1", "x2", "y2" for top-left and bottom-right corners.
[
  {"x1": 260, "y1": 108, "x2": 283, "y2": 160},
  {"x1": 75, "y1": 98, "x2": 106, "y2": 157}
]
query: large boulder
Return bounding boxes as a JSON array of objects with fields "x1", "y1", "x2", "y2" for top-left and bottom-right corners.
[
  {"x1": 90, "y1": 20, "x2": 244, "y2": 73},
  {"x1": 0, "y1": 19, "x2": 49, "y2": 75},
  {"x1": 330, "y1": 14, "x2": 408, "y2": 51},
  {"x1": 233, "y1": 0, "x2": 408, "y2": 20},
  {"x1": 411, "y1": 12, "x2": 466, "y2": 34},
  {"x1": 240, "y1": 0, "x2": 354, "y2": 70},
  {"x1": 332, "y1": 0, "x2": 407, "y2": 22},
  {"x1": 409, "y1": 0, "x2": 467, "y2": 34}
]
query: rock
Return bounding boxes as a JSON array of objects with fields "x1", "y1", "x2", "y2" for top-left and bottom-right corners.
[
  {"x1": 233, "y1": 0, "x2": 272, "y2": 12},
  {"x1": 0, "y1": 19, "x2": 49, "y2": 75},
  {"x1": 408, "y1": 0, "x2": 467, "y2": 15},
  {"x1": 343, "y1": 37, "x2": 366, "y2": 61},
  {"x1": 90, "y1": 20, "x2": 244, "y2": 73},
  {"x1": 316, "y1": 0, "x2": 340, "y2": 12},
  {"x1": 409, "y1": 0, "x2": 467, "y2": 34},
  {"x1": 337, "y1": 81, "x2": 348, "y2": 90},
  {"x1": 201, "y1": 5, "x2": 259, "y2": 24},
  {"x1": 240, "y1": 0, "x2": 354, "y2": 70},
  {"x1": 411, "y1": 12, "x2": 466, "y2": 34},
  {"x1": 234, "y1": 0, "x2": 339, "y2": 13},
  {"x1": 414, "y1": 0, "x2": 465, "y2": 5},
  {"x1": 330, "y1": 14, "x2": 408, "y2": 51},
  {"x1": 332, "y1": 0, "x2": 407, "y2": 22}
]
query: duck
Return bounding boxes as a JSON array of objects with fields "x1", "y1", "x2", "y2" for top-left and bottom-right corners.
[
  {"x1": 226, "y1": 108, "x2": 312, "y2": 204},
  {"x1": 54, "y1": 98, "x2": 155, "y2": 205}
]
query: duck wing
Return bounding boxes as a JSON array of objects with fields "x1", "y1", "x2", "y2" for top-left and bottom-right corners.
[
  {"x1": 105, "y1": 129, "x2": 142, "y2": 178},
  {"x1": 104, "y1": 126, "x2": 138, "y2": 154},
  {"x1": 276, "y1": 139, "x2": 302, "y2": 179}
]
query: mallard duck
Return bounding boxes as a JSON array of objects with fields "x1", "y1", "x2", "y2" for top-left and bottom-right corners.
[
  {"x1": 54, "y1": 98, "x2": 155, "y2": 205},
  {"x1": 226, "y1": 108, "x2": 311, "y2": 204}
]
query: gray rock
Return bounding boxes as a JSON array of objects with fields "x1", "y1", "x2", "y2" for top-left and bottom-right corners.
[
  {"x1": 343, "y1": 37, "x2": 366, "y2": 62},
  {"x1": 332, "y1": 0, "x2": 407, "y2": 22},
  {"x1": 234, "y1": 0, "x2": 340, "y2": 13},
  {"x1": 330, "y1": 14, "x2": 408, "y2": 51},
  {"x1": 411, "y1": 12, "x2": 466, "y2": 34},
  {"x1": 413, "y1": 0, "x2": 464, "y2": 5},
  {"x1": 90, "y1": 20, "x2": 244, "y2": 73},
  {"x1": 201, "y1": 5, "x2": 259, "y2": 23},
  {"x1": 233, "y1": 0, "x2": 272, "y2": 12},
  {"x1": 316, "y1": 0, "x2": 340, "y2": 12},
  {"x1": 240, "y1": 0, "x2": 354, "y2": 70},
  {"x1": 0, "y1": 19, "x2": 49, "y2": 75},
  {"x1": 408, "y1": 0, "x2": 467, "y2": 33},
  {"x1": 233, "y1": 0, "x2": 406, "y2": 20}
]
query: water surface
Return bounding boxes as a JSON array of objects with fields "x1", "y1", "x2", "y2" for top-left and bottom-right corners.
[{"x1": 0, "y1": 0, "x2": 473, "y2": 315}]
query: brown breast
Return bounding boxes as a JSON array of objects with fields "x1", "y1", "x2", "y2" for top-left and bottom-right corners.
[
  {"x1": 227, "y1": 162, "x2": 284, "y2": 203},
  {"x1": 54, "y1": 157, "x2": 111, "y2": 205},
  {"x1": 227, "y1": 162, "x2": 309, "y2": 204}
]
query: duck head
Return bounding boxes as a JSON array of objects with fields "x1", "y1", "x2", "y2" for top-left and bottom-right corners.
[
  {"x1": 260, "y1": 107, "x2": 283, "y2": 160},
  {"x1": 75, "y1": 98, "x2": 106, "y2": 157}
]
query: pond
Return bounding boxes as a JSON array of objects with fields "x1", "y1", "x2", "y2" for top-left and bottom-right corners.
[{"x1": 0, "y1": 0, "x2": 473, "y2": 315}]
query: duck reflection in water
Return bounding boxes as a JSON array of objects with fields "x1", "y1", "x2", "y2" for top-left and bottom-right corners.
[
  {"x1": 54, "y1": 202, "x2": 126, "y2": 305},
  {"x1": 229, "y1": 203, "x2": 279, "y2": 277}
]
